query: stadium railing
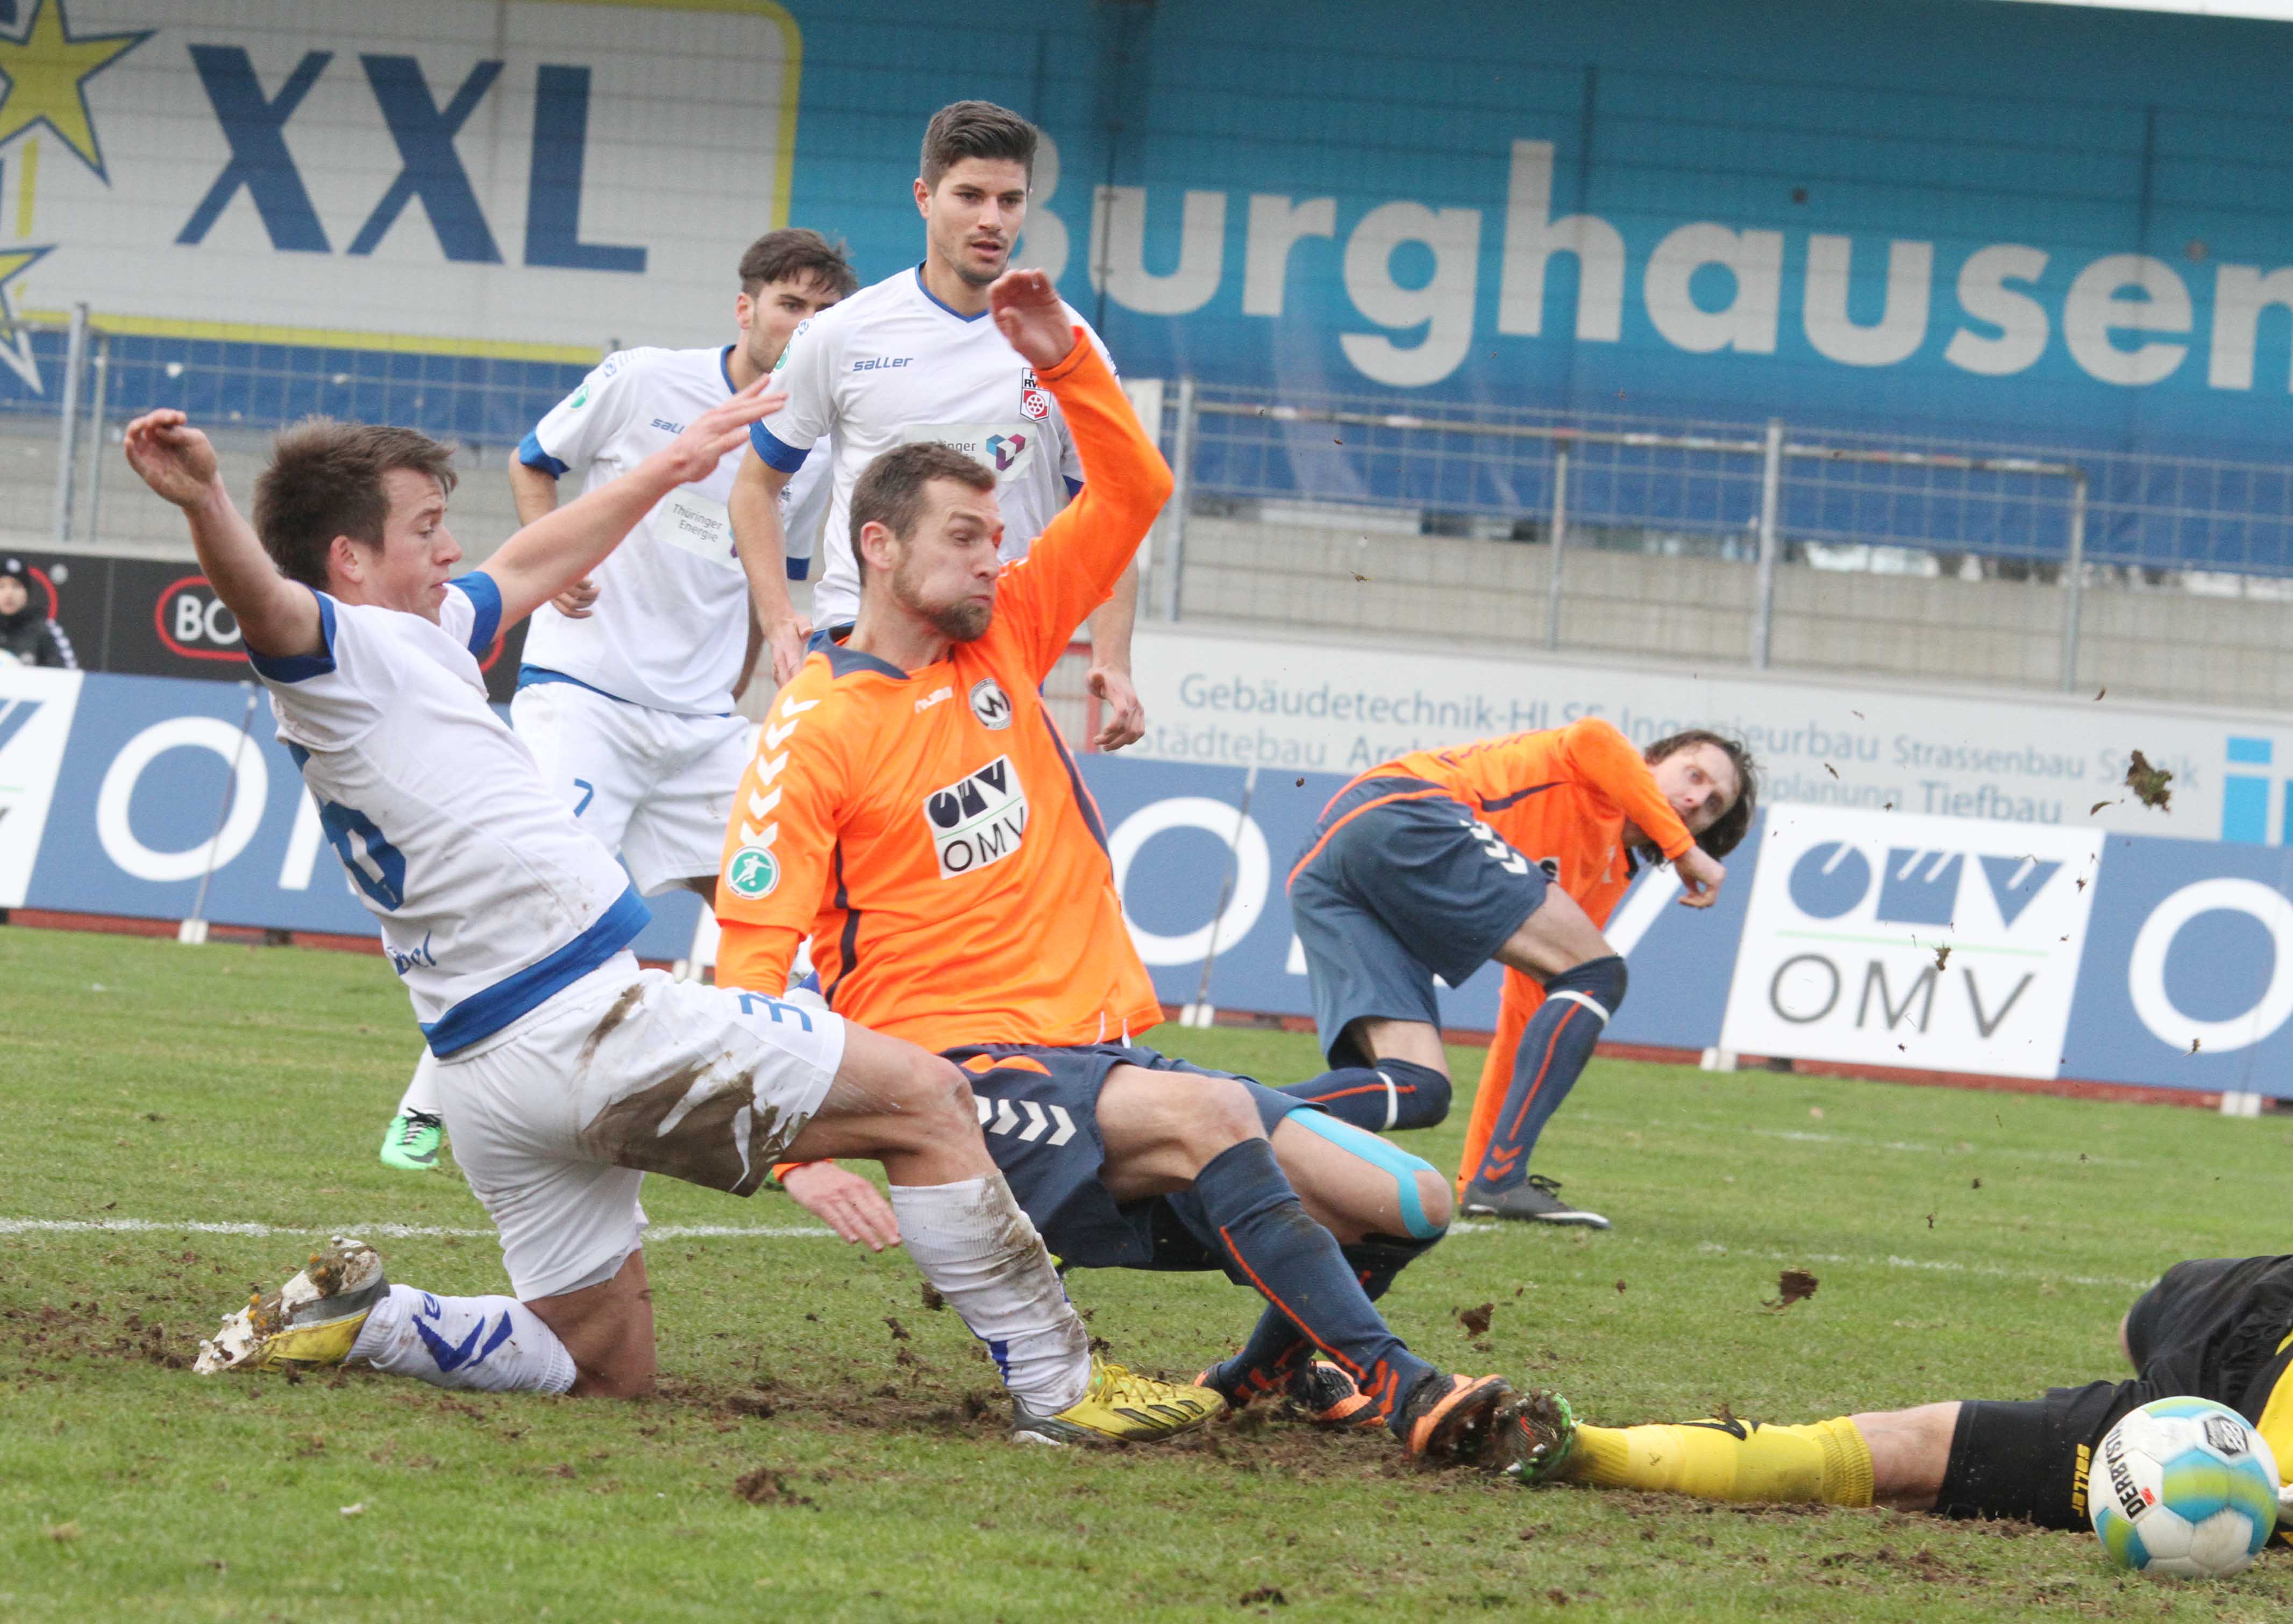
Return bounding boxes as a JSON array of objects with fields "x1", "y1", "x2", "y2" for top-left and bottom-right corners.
[{"x1": 11, "y1": 309, "x2": 2293, "y2": 710}]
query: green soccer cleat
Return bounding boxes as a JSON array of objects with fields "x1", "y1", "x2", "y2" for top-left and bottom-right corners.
[
  {"x1": 380, "y1": 1110, "x2": 444, "y2": 1172},
  {"x1": 194, "y1": 1238, "x2": 390, "y2": 1375},
  {"x1": 1499, "y1": 1388, "x2": 1580, "y2": 1485}
]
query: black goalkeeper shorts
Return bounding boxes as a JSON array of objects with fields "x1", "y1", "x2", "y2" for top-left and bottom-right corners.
[{"x1": 1941, "y1": 1255, "x2": 2293, "y2": 1529}]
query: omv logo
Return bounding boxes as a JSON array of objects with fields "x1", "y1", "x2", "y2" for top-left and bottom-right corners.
[{"x1": 1785, "y1": 842, "x2": 2061, "y2": 929}]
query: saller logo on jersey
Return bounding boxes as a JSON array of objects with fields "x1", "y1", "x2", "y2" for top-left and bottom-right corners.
[{"x1": 923, "y1": 756, "x2": 1028, "y2": 878}]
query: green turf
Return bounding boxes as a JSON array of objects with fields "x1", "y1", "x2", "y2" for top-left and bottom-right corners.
[{"x1": 5, "y1": 926, "x2": 2292, "y2": 1621}]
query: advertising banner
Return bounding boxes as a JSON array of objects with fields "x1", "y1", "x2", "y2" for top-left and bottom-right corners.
[
  {"x1": 1715, "y1": 807, "x2": 2103, "y2": 1081},
  {"x1": 2, "y1": 663, "x2": 699, "y2": 957},
  {"x1": 1, "y1": 0, "x2": 795, "y2": 375},
  {"x1": 7, "y1": 551, "x2": 527, "y2": 703},
  {"x1": 1128, "y1": 625, "x2": 2264, "y2": 846},
  {"x1": 14, "y1": 665, "x2": 2293, "y2": 1100}
]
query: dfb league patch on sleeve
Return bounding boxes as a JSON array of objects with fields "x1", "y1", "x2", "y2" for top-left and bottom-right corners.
[{"x1": 725, "y1": 844, "x2": 781, "y2": 900}]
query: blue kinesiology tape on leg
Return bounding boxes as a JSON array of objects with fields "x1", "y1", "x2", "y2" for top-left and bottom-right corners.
[{"x1": 1282, "y1": 1107, "x2": 1448, "y2": 1240}]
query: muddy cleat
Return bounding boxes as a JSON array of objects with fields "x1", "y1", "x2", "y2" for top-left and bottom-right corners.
[
  {"x1": 1283, "y1": 1359, "x2": 1382, "y2": 1430},
  {"x1": 379, "y1": 1110, "x2": 444, "y2": 1172},
  {"x1": 194, "y1": 1238, "x2": 389, "y2": 1374},
  {"x1": 1498, "y1": 1388, "x2": 1579, "y2": 1484},
  {"x1": 1011, "y1": 1356, "x2": 1227, "y2": 1444},
  {"x1": 1461, "y1": 1173, "x2": 1610, "y2": 1229},
  {"x1": 1399, "y1": 1371, "x2": 1516, "y2": 1465}
]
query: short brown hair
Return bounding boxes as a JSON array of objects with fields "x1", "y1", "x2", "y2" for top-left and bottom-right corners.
[
  {"x1": 920, "y1": 101, "x2": 1037, "y2": 190},
  {"x1": 1645, "y1": 730, "x2": 1758, "y2": 858},
  {"x1": 738, "y1": 228, "x2": 858, "y2": 299},
  {"x1": 253, "y1": 419, "x2": 458, "y2": 591},
  {"x1": 849, "y1": 443, "x2": 995, "y2": 587}
]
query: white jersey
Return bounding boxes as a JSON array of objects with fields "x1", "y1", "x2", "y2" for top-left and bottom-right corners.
[
  {"x1": 251, "y1": 576, "x2": 647, "y2": 1056},
  {"x1": 518, "y1": 345, "x2": 750, "y2": 715},
  {"x1": 779, "y1": 429, "x2": 833, "y2": 588},
  {"x1": 749, "y1": 266, "x2": 1108, "y2": 629}
]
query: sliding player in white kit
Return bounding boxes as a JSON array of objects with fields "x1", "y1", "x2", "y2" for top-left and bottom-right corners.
[
  {"x1": 377, "y1": 230, "x2": 856, "y2": 1173},
  {"x1": 729, "y1": 101, "x2": 1148, "y2": 753},
  {"x1": 119, "y1": 397, "x2": 1221, "y2": 1441}
]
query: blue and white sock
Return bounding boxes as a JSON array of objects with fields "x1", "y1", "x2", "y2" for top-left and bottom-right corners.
[{"x1": 349, "y1": 1283, "x2": 576, "y2": 1393}]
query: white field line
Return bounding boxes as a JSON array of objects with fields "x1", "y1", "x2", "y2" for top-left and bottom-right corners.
[
  {"x1": 1694, "y1": 1240, "x2": 2155, "y2": 1293},
  {"x1": 0, "y1": 1218, "x2": 835, "y2": 1240}
]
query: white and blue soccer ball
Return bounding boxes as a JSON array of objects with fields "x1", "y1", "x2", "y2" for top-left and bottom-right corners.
[{"x1": 2089, "y1": 1397, "x2": 2280, "y2": 1579}]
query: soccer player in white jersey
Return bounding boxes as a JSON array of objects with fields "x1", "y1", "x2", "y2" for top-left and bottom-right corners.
[
  {"x1": 376, "y1": 230, "x2": 856, "y2": 1173},
  {"x1": 116, "y1": 400, "x2": 1220, "y2": 1442},
  {"x1": 729, "y1": 100, "x2": 1149, "y2": 752}
]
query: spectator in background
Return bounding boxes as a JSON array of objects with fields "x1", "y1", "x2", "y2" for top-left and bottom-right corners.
[{"x1": 0, "y1": 559, "x2": 76, "y2": 668}]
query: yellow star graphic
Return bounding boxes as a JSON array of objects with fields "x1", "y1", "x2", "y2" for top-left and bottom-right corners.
[
  {"x1": 0, "y1": 242, "x2": 54, "y2": 391},
  {"x1": 0, "y1": 0, "x2": 151, "y2": 182}
]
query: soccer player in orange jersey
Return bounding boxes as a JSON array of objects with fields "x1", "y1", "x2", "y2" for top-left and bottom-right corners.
[
  {"x1": 1282, "y1": 722, "x2": 1755, "y2": 1227},
  {"x1": 714, "y1": 270, "x2": 1518, "y2": 1464}
]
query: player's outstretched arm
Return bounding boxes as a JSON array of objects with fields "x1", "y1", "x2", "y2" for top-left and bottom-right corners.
[
  {"x1": 729, "y1": 453, "x2": 811, "y2": 684},
  {"x1": 988, "y1": 270, "x2": 1173, "y2": 668},
  {"x1": 123, "y1": 410, "x2": 322, "y2": 658},
  {"x1": 483, "y1": 377, "x2": 784, "y2": 626}
]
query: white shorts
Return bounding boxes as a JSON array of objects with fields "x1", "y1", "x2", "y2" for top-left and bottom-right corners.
[
  {"x1": 510, "y1": 680, "x2": 757, "y2": 895},
  {"x1": 432, "y1": 951, "x2": 845, "y2": 1301}
]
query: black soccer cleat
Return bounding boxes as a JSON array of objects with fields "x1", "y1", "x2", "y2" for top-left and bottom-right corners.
[{"x1": 1461, "y1": 1173, "x2": 1611, "y2": 1229}]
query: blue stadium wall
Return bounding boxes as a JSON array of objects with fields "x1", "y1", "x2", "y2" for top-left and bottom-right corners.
[{"x1": 6, "y1": 1, "x2": 2293, "y2": 458}]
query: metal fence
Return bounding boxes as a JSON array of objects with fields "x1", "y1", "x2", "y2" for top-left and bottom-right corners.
[
  {"x1": 1152, "y1": 379, "x2": 2293, "y2": 700},
  {"x1": 13, "y1": 308, "x2": 2293, "y2": 703}
]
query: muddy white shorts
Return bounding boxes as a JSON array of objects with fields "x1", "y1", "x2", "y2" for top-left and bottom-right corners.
[
  {"x1": 510, "y1": 679, "x2": 757, "y2": 895},
  {"x1": 430, "y1": 950, "x2": 845, "y2": 1300}
]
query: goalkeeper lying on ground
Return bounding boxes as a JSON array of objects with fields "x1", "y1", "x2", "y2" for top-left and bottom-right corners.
[{"x1": 1505, "y1": 1255, "x2": 2293, "y2": 1541}]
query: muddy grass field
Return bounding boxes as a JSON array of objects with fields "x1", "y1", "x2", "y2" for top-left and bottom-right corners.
[{"x1": 5, "y1": 926, "x2": 2292, "y2": 1621}]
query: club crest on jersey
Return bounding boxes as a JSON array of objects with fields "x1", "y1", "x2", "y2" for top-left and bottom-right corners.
[
  {"x1": 1020, "y1": 366, "x2": 1050, "y2": 421},
  {"x1": 923, "y1": 756, "x2": 1028, "y2": 879},
  {"x1": 724, "y1": 844, "x2": 780, "y2": 900},
  {"x1": 969, "y1": 677, "x2": 1013, "y2": 730}
]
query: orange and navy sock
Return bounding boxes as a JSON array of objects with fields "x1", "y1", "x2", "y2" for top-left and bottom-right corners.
[
  {"x1": 1275, "y1": 1060, "x2": 1450, "y2": 1131},
  {"x1": 1171, "y1": 1138, "x2": 1437, "y2": 1437},
  {"x1": 1472, "y1": 956, "x2": 1626, "y2": 1190}
]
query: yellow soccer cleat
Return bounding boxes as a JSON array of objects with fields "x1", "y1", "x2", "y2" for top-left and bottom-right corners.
[
  {"x1": 194, "y1": 1238, "x2": 389, "y2": 1374},
  {"x1": 1012, "y1": 1356, "x2": 1227, "y2": 1444}
]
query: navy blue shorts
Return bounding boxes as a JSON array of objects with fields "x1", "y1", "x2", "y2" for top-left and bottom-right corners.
[
  {"x1": 1288, "y1": 777, "x2": 1550, "y2": 1066},
  {"x1": 943, "y1": 1042, "x2": 1303, "y2": 1271}
]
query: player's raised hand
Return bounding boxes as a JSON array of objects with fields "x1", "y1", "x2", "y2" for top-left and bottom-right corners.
[
  {"x1": 780, "y1": 1161, "x2": 901, "y2": 1251},
  {"x1": 122, "y1": 410, "x2": 222, "y2": 509},
  {"x1": 766, "y1": 612, "x2": 815, "y2": 686},
  {"x1": 1674, "y1": 844, "x2": 1725, "y2": 908},
  {"x1": 649, "y1": 374, "x2": 788, "y2": 485},
  {"x1": 989, "y1": 268, "x2": 1080, "y2": 370},
  {"x1": 1089, "y1": 664, "x2": 1147, "y2": 751}
]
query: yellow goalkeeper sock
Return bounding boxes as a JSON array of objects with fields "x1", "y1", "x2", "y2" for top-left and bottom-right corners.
[{"x1": 1561, "y1": 1416, "x2": 1874, "y2": 1507}]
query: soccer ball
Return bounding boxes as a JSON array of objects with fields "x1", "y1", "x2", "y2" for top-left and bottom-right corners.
[{"x1": 2089, "y1": 1397, "x2": 2280, "y2": 1578}]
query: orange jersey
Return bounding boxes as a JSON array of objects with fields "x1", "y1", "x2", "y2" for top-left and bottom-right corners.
[
  {"x1": 1305, "y1": 718, "x2": 1693, "y2": 1195},
  {"x1": 712, "y1": 336, "x2": 1170, "y2": 1053},
  {"x1": 1418, "y1": 720, "x2": 1695, "y2": 1191}
]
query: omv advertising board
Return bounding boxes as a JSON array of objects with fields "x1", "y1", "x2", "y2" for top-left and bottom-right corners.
[{"x1": 9, "y1": 665, "x2": 2293, "y2": 1098}]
